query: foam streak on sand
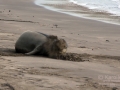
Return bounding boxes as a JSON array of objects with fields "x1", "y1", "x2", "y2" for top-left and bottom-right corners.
[{"x1": 34, "y1": 0, "x2": 120, "y2": 25}]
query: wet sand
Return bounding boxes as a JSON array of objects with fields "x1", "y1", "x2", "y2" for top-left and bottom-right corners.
[{"x1": 0, "y1": 0, "x2": 120, "y2": 90}]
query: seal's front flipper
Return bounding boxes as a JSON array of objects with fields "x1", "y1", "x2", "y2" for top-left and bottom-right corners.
[
  {"x1": 25, "y1": 49, "x2": 37, "y2": 55},
  {"x1": 25, "y1": 44, "x2": 43, "y2": 55}
]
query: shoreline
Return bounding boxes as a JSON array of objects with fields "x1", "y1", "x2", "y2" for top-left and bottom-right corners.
[{"x1": 34, "y1": 0, "x2": 120, "y2": 25}]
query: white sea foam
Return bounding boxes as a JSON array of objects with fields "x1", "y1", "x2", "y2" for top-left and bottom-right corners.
[
  {"x1": 69, "y1": 0, "x2": 120, "y2": 16},
  {"x1": 35, "y1": 0, "x2": 120, "y2": 15}
]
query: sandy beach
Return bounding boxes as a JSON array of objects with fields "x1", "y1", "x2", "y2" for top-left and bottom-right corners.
[{"x1": 0, "y1": 0, "x2": 120, "y2": 90}]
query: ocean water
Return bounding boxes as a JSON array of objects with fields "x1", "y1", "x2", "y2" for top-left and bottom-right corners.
[{"x1": 34, "y1": 0, "x2": 120, "y2": 25}]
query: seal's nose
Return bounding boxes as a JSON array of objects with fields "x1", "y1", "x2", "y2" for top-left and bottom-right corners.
[{"x1": 62, "y1": 49, "x2": 67, "y2": 53}]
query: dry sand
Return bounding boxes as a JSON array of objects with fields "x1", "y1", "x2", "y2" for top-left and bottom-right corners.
[{"x1": 0, "y1": 0, "x2": 120, "y2": 90}]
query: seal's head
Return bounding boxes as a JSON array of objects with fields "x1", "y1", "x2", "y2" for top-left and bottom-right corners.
[
  {"x1": 52, "y1": 39, "x2": 68, "y2": 54},
  {"x1": 57, "y1": 39, "x2": 67, "y2": 54},
  {"x1": 46, "y1": 37, "x2": 68, "y2": 58}
]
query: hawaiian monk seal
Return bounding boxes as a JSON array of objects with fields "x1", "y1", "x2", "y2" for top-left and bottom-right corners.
[{"x1": 15, "y1": 31, "x2": 67, "y2": 58}]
